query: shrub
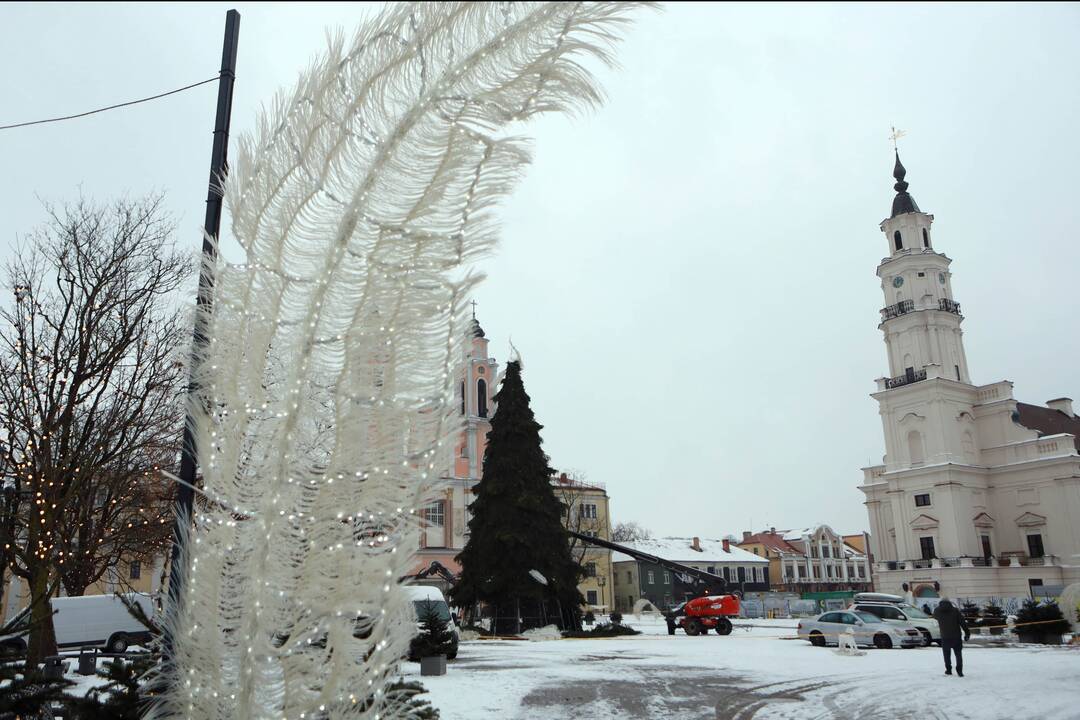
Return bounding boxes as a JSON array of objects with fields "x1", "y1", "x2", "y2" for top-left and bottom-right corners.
[
  {"x1": 609, "y1": 611, "x2": 623, "y2": 625},
  {"x1": 960, "y1": 600, "x2": 981, "y2": 624},
  {"x1": 1014, "y1": 600, "x2": 1071, "y2": 640},
  {"x1": 583, "y1": 611, "x2": 595, "y2": 625},
  {"x1": 562, "y1": 622, "x2": 641, "y2": 639},
  {"x1": 981, "y1": 602, "x2": 1006, "y2": 634}
]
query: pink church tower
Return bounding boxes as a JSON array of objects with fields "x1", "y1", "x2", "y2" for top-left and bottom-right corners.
[{"x1": 410, "y1": 306, "x2": 499, "y2": 584}]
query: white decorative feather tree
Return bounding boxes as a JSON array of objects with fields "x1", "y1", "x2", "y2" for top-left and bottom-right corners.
[{"x1": 153, "y1": 3, "x2": 651, "y2": 718}]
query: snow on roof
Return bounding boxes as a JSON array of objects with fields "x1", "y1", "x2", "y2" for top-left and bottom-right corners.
[{"x1": 611, "y1": 537, "x2": 768, "y2": 565}]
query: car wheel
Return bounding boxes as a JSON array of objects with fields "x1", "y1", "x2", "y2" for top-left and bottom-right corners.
[
  {"x1": 685, "y1": 620, "x2": 702, "y2": 636},
  {"x1": 107, "y1": 633, "x2": 128, "y2": 654},
  {"x1": 716, "y1": 618, "x2": 733, "y2": 635},
  {"x1": 873, "y1": 633, "x2": 893, "y2": 650},
  {"x1": 919, "y1": 628, "x2": 932, "y2": 647},
  {"x1": 809, "y1": 631, "x2": 826, "y2": 647}
]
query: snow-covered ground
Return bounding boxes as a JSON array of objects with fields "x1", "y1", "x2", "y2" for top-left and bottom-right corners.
[{"x1": 402, "y1": 616, "x2": 1080, "y2": 719}]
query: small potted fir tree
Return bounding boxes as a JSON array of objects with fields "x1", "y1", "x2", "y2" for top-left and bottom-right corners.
[
  {"x1": 411, "y1": 600, "x2": 456, "y2": 676},
  {"x1": 1014, "y1": 600, "x2": 1071, "y2": 645},
  {"x1": 981, "y1": 601, "x2": 1006, "y2": 636},
  {"x1": 960, "y1": 600, "x2": 981, "y2": 628}
]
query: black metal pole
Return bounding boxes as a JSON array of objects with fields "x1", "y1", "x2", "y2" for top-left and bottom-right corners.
[{"x1": 165, "y1": 8, "x2": 240, "y2": 652}]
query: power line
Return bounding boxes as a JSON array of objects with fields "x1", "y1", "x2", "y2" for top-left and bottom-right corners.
[{"x1": 0, "y1": 76, "x2": 220, "y2": 131}]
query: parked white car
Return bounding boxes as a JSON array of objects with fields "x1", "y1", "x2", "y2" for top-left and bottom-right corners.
[
  {"x1": 798, "y1": 609, "x2": 923, "y2": 649},
  {"x1": 850, "y1": 600, "x2": 941, "y2": 646}
]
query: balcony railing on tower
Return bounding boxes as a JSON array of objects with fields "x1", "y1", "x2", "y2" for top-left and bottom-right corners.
[
  {"x1": 881, "y1": 299, "x2": 915, "y2": 321},
  {"x1": 885, "y1": 367, "x2": 927, "y2": 389},
  {"x1": 938, "y1": 298, "x2": 961, "y2": 315}
]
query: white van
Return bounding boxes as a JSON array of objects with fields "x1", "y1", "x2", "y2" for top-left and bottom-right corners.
[{"x1": 51, "y1": 593, "x2": 155, "y2": 653}]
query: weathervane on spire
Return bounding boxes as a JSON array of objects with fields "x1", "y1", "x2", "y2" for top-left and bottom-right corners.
[{"x1": 890, "y1": 126, "x2": 907, "y2": 152}]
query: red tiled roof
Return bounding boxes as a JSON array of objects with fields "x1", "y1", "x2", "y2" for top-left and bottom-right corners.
[
  {"x1": 738, "y1": 531, "x2": 804, "y2": 557},
  {"x1": 1016, "y1": 402, "x2": 1080, "y2": 452}
]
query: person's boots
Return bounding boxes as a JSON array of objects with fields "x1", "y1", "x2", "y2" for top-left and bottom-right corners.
[
  {"x1": 944, "y1": 668, "x2": 952, "y2": 675},
  {"x1": 957, "y1": 669, "x2": 964, "y2": 677}
]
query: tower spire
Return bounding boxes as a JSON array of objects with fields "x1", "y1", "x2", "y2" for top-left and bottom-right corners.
[
  {"x1": 468, "y1": 300, "x2": 485, "y2": 338},
  {"x1": 890, "y1": 150, "x2": 920, "y2": 218}
]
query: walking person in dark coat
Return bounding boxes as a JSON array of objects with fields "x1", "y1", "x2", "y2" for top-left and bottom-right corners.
[{"x1": 933, "y1": 599, "x2": 971, "y2": 676}]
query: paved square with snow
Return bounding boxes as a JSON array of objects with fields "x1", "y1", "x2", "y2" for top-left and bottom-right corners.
[{"x1": 402, "y1": 618, "x2": 1080, "y2": 719}]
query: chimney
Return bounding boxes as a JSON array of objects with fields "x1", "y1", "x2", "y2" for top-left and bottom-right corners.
[
  {"x1": 691, "y1": 536, "x2": 701, "y2": 552},
  {"x1": 722, "y1": 538, "x2": 730, "y2": 553},
  {"x1": 559, "y1": 472, "x2": 568, "y2": 483},
  {"x1": 1047, "y1": 398, "x2": 1074, "y2": 418},
  {"x1": 742, "y1": 531, "x2": 752, "y2": 542},
  {"x1": 770, "y1": 526, "x2": 776, "y2": 533}
]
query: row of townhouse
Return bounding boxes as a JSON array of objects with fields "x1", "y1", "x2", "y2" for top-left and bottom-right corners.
[{"x1": 611, "y1": 536, "x2": 769, "y2": 612}]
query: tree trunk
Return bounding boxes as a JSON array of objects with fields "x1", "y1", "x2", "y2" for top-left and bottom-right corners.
[{"x1": 26, "y1": 566, "x2": 58, "y2": 669}]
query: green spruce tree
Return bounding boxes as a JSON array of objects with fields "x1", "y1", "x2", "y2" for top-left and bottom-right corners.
[
  {"x1": 410, "y1": 601, "x2": 456, "y2": 659},
  {"x1": 451, "y1": 360, "x2": 582, "y2": 633}
]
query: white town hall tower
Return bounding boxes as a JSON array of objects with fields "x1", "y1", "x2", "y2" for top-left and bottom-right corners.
[{"x1": 860, "y1": 153, "x2": 1080, "y2": 602}]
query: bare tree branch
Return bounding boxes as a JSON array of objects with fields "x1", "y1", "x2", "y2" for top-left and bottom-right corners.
[{"x1": 0, "y1": 195, "x2": 190, "y2": 666}]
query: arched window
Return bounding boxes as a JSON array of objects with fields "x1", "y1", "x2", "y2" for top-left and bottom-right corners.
[
  {"x1": 908, "y1": 430, "x2": 925, "y2": 465},
  {"x1": 894, "y1": 230, "x2": 903, "y2": 251},
  {"x1": 922, "y1": 228, "x2": 930, "y2": 248},
  {"x1": 460, "y1": 381, "x2": 465, "y2": 415},
  {"x1": 477, "y1": 378, "x2": 487, "y2": 417}
]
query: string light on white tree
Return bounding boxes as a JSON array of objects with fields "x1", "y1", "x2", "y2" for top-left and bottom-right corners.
[{"x1": 151, "y1": 2, "x2": 652, "y2": 719}]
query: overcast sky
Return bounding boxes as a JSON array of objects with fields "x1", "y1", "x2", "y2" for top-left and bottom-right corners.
[{"x1": 3, "y1": 3, "x2": 1079, "y2": 539}]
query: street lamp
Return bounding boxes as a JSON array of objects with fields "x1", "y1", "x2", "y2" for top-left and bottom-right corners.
[{"x1": 597, "y1": 574, "x2": 606, "y2": 612}]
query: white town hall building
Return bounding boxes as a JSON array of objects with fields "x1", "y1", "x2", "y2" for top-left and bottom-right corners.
[{"x1": 859, "y1": 153, "x2": 1080, "y2": 601}]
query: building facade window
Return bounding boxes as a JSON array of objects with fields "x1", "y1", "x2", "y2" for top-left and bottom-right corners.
[
  {"x1": 647, "y1": 570, "x2": 655, "y2": 585},
  {"x1": 919, "y1": 536, "x2": 936, "y2": 560},
  {"x1": 423, "y1": 500, "x2": 445, "y2": 527},
  {"x1": 915, "y1": 493, "x2": 931, "y2": 507},
  {"x1": 663, "y1": 571, "x2": 671, "y2": 584},
  {"x1": 580, "y1": 503, "x2": 598, "y2": 519},
  {"x1": 922, "y1": 228, "x2": 930, "y2": 248},
  {"x1": 477, "y1": 378, "x2": 487, "y2": 417},
  {"x1": 981, "y1": 535, "x2": 992, "y2": 560},
  {"x1": 586, "y1": 590, "x2": 598, "y2": 605},
  {"x1": 129, "y1": 561, "x2": 141, "y2": 580},
  {"x1": 585, "y1": 562, "x2": 596, "y2": 577},
  {"x1": 1027, "y1": 534, "x2": 1045, "y2": 558},
  {"x1": 626, "y1": 571, "x2": 632, "y2": 583},
  {"x1": 894, "y1": 230, "x2": 903, "y2": 251}
]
